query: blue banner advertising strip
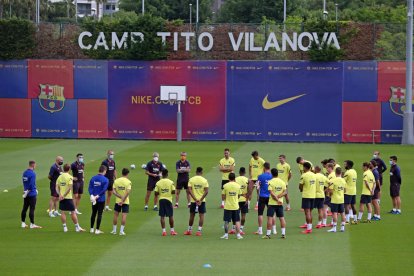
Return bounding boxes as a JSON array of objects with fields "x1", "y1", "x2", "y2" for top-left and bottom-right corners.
[
  {"x1": 31, "y1": 99, "x2": 78, "y2": 138},
  {"x1": 343, "y1": 61, "x2": 377, "y2": 102},
  {"x1": 227, "y1": 61, "x2": 343, "y2": 142},
  {"x1": 74, "y1": 60, "x2": 108, "y2": 99},
  {"x1": 380, "y1": 102, "x2": 404, "y2": 143},
  {"x1": 0, "y1": 60, "x2": 27, "y2": 98}
]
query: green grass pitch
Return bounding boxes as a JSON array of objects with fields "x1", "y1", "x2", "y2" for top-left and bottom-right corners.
[{"x1": 0, "y1": 139, "x2": 413, "y2": 275}]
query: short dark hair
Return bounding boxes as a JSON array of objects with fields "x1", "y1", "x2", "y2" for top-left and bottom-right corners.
[
  {"x1": 370, "y1": 160, "x2": 377, "y2": 167},
  {"x1": 63, "y1": 164, "x2": 70, "y2": 172},
  {"x1": 296, "y1": 156, "x2": 303, "y2": 164},
  {"x1": 303, "y1": 162, "x2": 311, "y2": 170},
  {"x1": 335, "y1": 167, "x2": 342, "y2": 175},
  {"x1": 264, "y1": 162, "x2": 270, "y2": 170},
  {"x1": 251, "y1": 150, "x2": 258, "y2": 157},
  {"x1": 162, "y1": 169, "x2": 168, "y2": 177},
  {"x1": 321, "y1": 159, "x2": 329, "y2": 165},
  {"x1": 196, "y1": 167, "x2": 203, "y2": 173},
  {"x1": 228, "y1": 172, "x2": 236, "y2": 181},
  {"x1": 76, "y1": 153, "x2": 83, "y2": 158},
  {"x1": 327, "y1": 163, "x2": 334, "y2": 169},
  {"x1": 345, "y1": 160, "x2": 354, "y2": 168},
  {"x1": 328, "y1": 158, "x2": 335, "y2": 163},
  {"x1": 29, "y1": 160, "x2": 36, "y2": 166},
  {"x1": 99, "y1": 165, "x2": 106, "y2": 173},
  {"x1": 363, "y1": 162, "x2": 370, "y2": 168},
  {"x1": 239, "y1": 167, "x2": 246, "y2": 174},
  {"x1": 122, "y1": 168, "x2": 130, "y2": 176},
  {"x1": 279, "y1": 154, "x2": 286, "y2": 159},
  {"x1": 224, "y1": 148, "x2": 230, "y2": 152},
  {"x1": 314, "y1": 166, "x2": 321, "y2": 173},
  {"x1": 271, "y1": 168, "x2": 278, "y2": 177},
  {"x1": 390, "y1": 155, "x2": 398, "y2": 161}
]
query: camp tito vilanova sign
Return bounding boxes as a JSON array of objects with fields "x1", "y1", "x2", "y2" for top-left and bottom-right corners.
[{"x1": 78, "y1": 31, "x2": 340, "y2": 52}]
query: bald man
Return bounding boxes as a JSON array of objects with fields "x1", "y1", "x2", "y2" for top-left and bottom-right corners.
[
  {"x1": 102, "y1": 150, "x2": 117, "y2": 211},
  {"x1": 48, "y1": 156, "x2": 63, "y2": 217}
]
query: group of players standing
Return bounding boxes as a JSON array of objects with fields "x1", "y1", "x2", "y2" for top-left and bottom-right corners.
[{"x1": 20, "y1": 148, "x2": 402, "y2": 239}]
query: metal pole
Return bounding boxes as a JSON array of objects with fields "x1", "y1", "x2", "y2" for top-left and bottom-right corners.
[
  {"x1": 196, "y1": 0, "x2": 199, "y2": 24},
  {"x1": 402, "y1": 0, "x2": 414, "y2": 144},
  {"x1": 9, "y1": 2, "x2": 12, "y2": 18},
  {"x1": 189, "y1": 4, "x2": 192, "y2": 30},
  {"x1": 177, "y1": 102, "x2": 182, "y2": 142},
  {"x1": 142, "y1": 0, "x2": 145, "y2": 15},
  {"x1": 323, "y1": 0, "x2": 327, "y2": 19},
  {"x1": 283, "y1": 0, "x2": 286, "y2": 31},
  {"x1": 36, "y1": 0, "x2": 40, "y2": 24},
  {"x1": 75, "y1": 0, "x2": 78, "y2": 23},
  {"x1": 335, "y1": 3, "x2": 338, "y2": 22}
]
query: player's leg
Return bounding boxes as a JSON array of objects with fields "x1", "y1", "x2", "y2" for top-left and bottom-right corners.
[
  {"x1": 279, "y1": 217, "x2": 286, "y2": 238},
  {"x1": 169, "y1": 216, "x2": 175, "y2": 233},
  {"x1": 112, "y1": 211, "x2": 119, "y2": 234},
  {"x1": 185, "y1": 203, "x2": 196, "y2": 235},
  {"x1": 120, "y1": 212, "x2": 128, "y2": 235},
  {"x1": 367, "y1": 202, "x2": 372, "y2": 221},
  {"x1": 221, "y1": 210, "x2": 230, "y2": 239},
  {"x1": 28, "y1": 197, "x2": 39, "y2": 228},
  {"x1": 71, "y1": 209, "x2": 84, "y2": 232},
  {"x1": 175, "y1": 188, "x2": 181, "y2": 208},
  {"x1": 185, "y1": 185, "x2": 191, "y2": 207},
  {"x1": 233, "y1": 211, "x2": 242, "y2": 239},
  {"x1": 197, "y1": 213, "x2": 204, "y2": 235},
  {"x1": 317, "y1": 207, "x2": 323, "y2": 228},
  {"x1": 144, "y1": 190, "x2": 151, "y2": 209},
  {"x1": 90, "y1": 202, "x2": 98, "y2": 231},
  {"x1": 167, "y1": 201, "x2": 176, "y2": 235},
  {"x1": 53, "y1": 197, "x2": 60, "y2": 216},
  {"x1": 153, "y1": 191, "x2": 159, "y2": 211},
  {"x1": 351, "y1": 202, "x2": 358, "y2": 223},
  {"x1": 61, "y1": 211, "x2": 67, "y2": 232},
  {"x1": 96, "y1": 202, "x2": 105, "y2": 232},
  {"x1": 358, "y1": 196, "x2": 365, "y2": 221},
  {"x1": 328, "y1": 209, "x2": 338, "y2": 232},
  {"x1": 340, "y1": 211, "x2": 346, "y2": 232},
  {"x1": 396, "y1": 196, "x2": 401, "y2": 213},
  {"x1": 75, "y1": 183, "x2": 83, "y2": 214},
  {"x1": 105, "y1": 191, "x2": 113, "y2": 211},
  {"x1": 284, "y1": 186, "x2": 291, "y2": 211},
  {"x1": 21, "y1": 197, "x2": 30, "y2": 227},
  {"x1": 305, "y1": 208, "x2": 313, "y2": 233},
  {"x1": 264, "y1": 207, "x2": 273, "y2": 238}
]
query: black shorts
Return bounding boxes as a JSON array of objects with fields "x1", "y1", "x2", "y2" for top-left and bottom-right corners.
[
  {"x1": 372, "y1": 187, "x2": 381, "y2": 200},
  {"x1": 221, "y1": 180, "x2": 229, "y2": 189},
  {"x1": 159, "y1": 199, "x2": 173, "y2": 217},
  {"x1": 190, "y1": 202, "x2": 206, "y2": 214},
  {"x1": 59, "y1": 199, "x2": 75, "y2": 211},
  {"x1": 344, "y1": 194, "x2": 356, "y2": 205},
  {"x1": 302, "y1": 198, "x2": 315, "y2": 210},
  {"x1": 258, "y1": 197, "x2": 269, "y2": 216},
  {"x1": 330, "y1": 203, "x2": 345, "y2": 213},
  {"x1": 314, "y1": 198, "x2": 324, "y2": 209},
  {"x1": 147, "y1": 178, "x2": 159, "y2": 191},
  {"x1": 390, "y1": 183, "x2": 401, "y2": 197},
  {"x1": 324, "y1": 196, "x2": 331, "y2": 205},
  {"x1": 267, "y1": 205, "x2": 284, "y2": 218},
  {"x1": 107, "y1": 179, "x2": 114, "y2": 191},
  {"x1": 176, "y1": 179, "x2": 189, "y2": 190},
  {"x1": 73, "y1": 181, "x2": 84, "y2": 194},
  {"x1": 360, "y1": 195, "x2": 372, "y2": 204},
  {"x1": 114, "y1": 203, "x2": 129, "y2": 213},
  {"x1": 223, "y1": 209, "x2": 240, "y2": 223},
  {"x1": 239, "y1": 201, "x2": 249, "y2": 214},
  {"x1": 50, "y1": 183, "x2": 58, "y2": 197}
]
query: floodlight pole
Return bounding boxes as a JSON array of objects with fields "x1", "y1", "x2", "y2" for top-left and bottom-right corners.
[
  {"x1": 402, "y1": 0, "x2": 414, "y2": 144},
  {"x1": 177, "y1": 102, "x2": 182, "y2": 142},
  {"x1": 142, "y1": 0, "x2": 145, "y2": 15},
  {"x1": 283, "y1": 0, "x2": 286, "y2": 30}
]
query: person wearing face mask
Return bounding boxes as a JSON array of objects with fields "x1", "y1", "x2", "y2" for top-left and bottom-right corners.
[
  {"x1": 144, "y1": 152, "x2": 166, "y2": 211},
  {"x1": 389, "y1": 156, "x2": 402, "y2": 214},
  {"x1": 174, "y1": 152, "x2": 191, "y2": 208},
  {"x1": 371, "y1": 151, "x2": 387, "y2": 187},
  {"x1": 101, "y1": 150, "x2": 117, "y2": 211},
  {"x1": 71, "y1": 153, "x2": 85, "y2": 215},
  {"x1": 48, "y1": 156, "x2": 64, "y2": 218}
]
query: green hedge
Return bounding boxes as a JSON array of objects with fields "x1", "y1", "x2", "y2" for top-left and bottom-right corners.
[{"x1": 0, "y1": 19, "x2": 36, "y2": 60}]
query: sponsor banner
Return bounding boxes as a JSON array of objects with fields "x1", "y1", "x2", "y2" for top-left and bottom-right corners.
[
  {"x1": 343, "y1": 61, "x2": 377, "y2": 102},
  {"x1": 227, "y1": 61, "x2": 342, "y2": 141},
  {"x1": 108, "y1": 60, "x2": 226, "y2": 140},
  {"x1": 31, "y1": 99, "x2": 78, "y2": 138},
  {"x1": 78, "y1": 100, "x2": 108, "y2": 138},
  {"x1": 377, "y1": 61, "x2": 413, "y2": 103},
  {"x1": 0, "y1": 60, "x2": 27, "y2": 98},
  {"x1": 381, "y1": 102, "x2": 403, "y2": 143},
  {"x1": 28, "y1": 60, "x2": 74, "y2": 100},
  {"x1": 342, "y1": 102, "x2": 381, "y2": 143},
  {"x1": 74, "y1": 60, "x2": 108, "y2": 99},
  {"x1": 0, "y1": 99, "x2": 31, "y2": 137}
]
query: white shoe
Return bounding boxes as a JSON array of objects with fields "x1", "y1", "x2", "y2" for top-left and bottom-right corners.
[
  {"x1": 105, "y1": 206, "x2": 112, "y2": 211},
  {"x1": 272, "y1": 231, "x2": 277, "y2": 235},
  {"x1": 237, "y1": 235, "x2": 243, "y2": 240},
  {"x1": 90, "y1": 228, "x2": 95, "y2": 233},
  {"x1": 21, "y1": 222, "x2": 28, "y2": 228},
  {"x1": 49, "y1": 212, "x2": 56, "y2": 218},
  {"x1": 30, "y1": 224, "x2": 42, "y2": 229},
  {"x1": 54, "y1": 211, "x2": 61, "y2": 216},
  {"x1": 95, "y1": 229, "x2": 104, "y2": 235},
  {"x1": 75, "y1": 210, "x2": 82, "y2": 215},
  {"x1": 220, "y1": 234, "x2": 229, "y2": 240},
  {"x1": 119, "y1": 231, "x2": 126, "y2": 236},
  {"x1": 76, "y1": 227, "x2": 85, "y2": 232},
  {"x1": 110, "y1": 230, "x2": 117, "y2": 235},
  {"x1": 63, "y1": 227, "x2": 68, "y2": 232},
  {"x1": 68, "y1": 212, "x2": 72, "y2": 215},
  {"x1": 327, "y1": 228, "x2": 337, "y2": 233}
]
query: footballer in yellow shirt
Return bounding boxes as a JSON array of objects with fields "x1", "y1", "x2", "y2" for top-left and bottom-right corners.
[
  {"x1": 154, "y1": 170, "x2": 177, "y2": 236},
  {"x1": 57, "y1": 164, "x2": 84, "y2": 233},
  {"x1": 327, "y1": 168, "x2": 346, "y2": 232},
  {"x1": 249, "y1": 151, "x2": 265, "y2": 181},
  {"x1": 298, "y1": 162, "x2": 315, "y2": 234},
  {"x1": 221, "y1": 173, "x2": 243, "y2": 239},
  {"x1": 219, "y1": 148, "x2": 235, "y2": 208},
  {"x1": 185, "y1": 167, "x2": 209, "y2": 236},
  {"x1": 357, "y1": 162, "x2": 375, "y2": 222},
  {"x1": 296, "y1": 156, "x2": 314, "y2": 175},
  {"x1": 276, "y1": 154, "x2": 292, "y2": 211},
  {"x1": 235, "y1": 167, "x2": 249, "y2": 233},
  {"x1": 343, "y1": 160, "x2": 358, "y2": 224},
  {"x1": 314, "y1": 166, "x2": 328, "y2": 228},
  {"x1": 111, "y1": 168, "x2": 132, "y2": 235}
]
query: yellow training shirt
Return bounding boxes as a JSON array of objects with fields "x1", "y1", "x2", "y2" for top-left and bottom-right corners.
[
  {"x1": 276, "y1": 162, "x2": 291, "y2": 184},
  {"x1": 268, "y1": 178, "x2": 286, "y2": 205},
  {"x1": 219, "y1": 157, "x2": 235, "y2": 180},
  {"x1": 362, "y1": 170, "x2": 375, "y2": 196},
  {"x1": 222, "y1": 181, "x2": 240, "y2": 210},
  {"x1": 343, "y1": 169, "x2": 357, "y2": 196},
  {"x1": 299, "y1": 171, "x2": 316, "y2": 199},
  {"x1": 113, "y1": 177, "x2": 132, "y2": 205},
  {"x1": 57, "y1": 173, "x2": 73, "y2": 199},
  {"x1": 235, "y1": 175, "x2": 249, "y2": 202},
  {"x1": 249, "y1": 157, "x2": 265, "y2": 180},
  {"x1": 315, "y1": 173, "x2": 328, "y2": 199},
  {"x1": 188, "y1": 175, "x2": 209, "y2": 202}
]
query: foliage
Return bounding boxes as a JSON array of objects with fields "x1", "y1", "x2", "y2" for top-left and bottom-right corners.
[{"x1": 0, "y1": 18, "x2": 35, "y2": 59}]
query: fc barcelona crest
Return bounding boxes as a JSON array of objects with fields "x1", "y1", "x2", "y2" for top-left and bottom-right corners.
[
  {"x1": 38, "y1": 84, "x2": 65, "y2": 113},
  {"x1": 389, "y1": 86, "x2": 414, "y2": 117}
]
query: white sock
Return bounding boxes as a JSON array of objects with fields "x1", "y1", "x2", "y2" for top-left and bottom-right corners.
[
  {"x1": 240, "y1": 225, "x2": 244, "y2": 230},
  {"x1": 62, "y1": 223, "x2": 67, "y2": 228},
  {"x1": 188, "y1": 226, "x2": 192, "y2": 231},
  {"x1": 272, "y1": 225, "x2": 277, "y2": 233},
  {"x1": 266, "y1": 229, "x2": 271, "y2": 235},
  {"x1": 258, "y1": 226, "x2": 262, "y2": 233},
  {"x1": 353, "y1": 215, "x2": 357, "y2": 221},
  {"x1": 170, "y1": 228, "x2": 175, "y2": 232},
  {"x1": 393, "y1": 208, "x2": 397, "y2": 211},
  {"x1": 221, "y1": 201, "x2": 224, "y2": 205},
  {"x1": 281, "y1": 228, "x2": 286, "y2": 235},
  {"x1": 75, "y1": 209, "x2": 78, "y2": 212},
  {"x1": 397, "y1": 209, "x2": 401, "y2": 212},
  {"x1": 322, "y1": 219, "x2": 327, "y2": 224},
  {"x1": 198, "y1": 226, "x2": 202, "y2": 231},
  {"x1": 223, "y1": 233, "x2": 228, "y2": 237},
  {"x1": 358, "y1": 212, "x2": 363, "y2": 220},
  {"x1": 154, "y1": 205, "x2": 158, "y2": 208},
  {"x1": 317, "y1": 221, "x2": 322, "y2": 225},
  {"x1": 120, "y1": 225, "x2": 125, "y2": 232},
  {"x1": 287, "y1": 204, "x2": 291, "y2": 208},
  {"x1": 307, "y1": 224, "x2": 312, "y2": 230},
  {"x1": 346, "y1": 214, "x2": 350, "y2": 222},
  {"x1": 162, "y1": 228, "x2": 166, "y2": 232},
  {"x1": 367, "y1": 213, "x2": 372, "y2": 220}
]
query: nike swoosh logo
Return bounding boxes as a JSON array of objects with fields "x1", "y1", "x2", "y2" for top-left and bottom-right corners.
[{"x1": 262, "y1": 93, "x2": 306, "y2": 110}]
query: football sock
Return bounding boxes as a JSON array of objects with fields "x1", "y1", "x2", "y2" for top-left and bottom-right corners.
[
  {"x1": 272, "y1": 225, "x2": 277, "y2": 233},
  {"x1": 162, "y1": 228, "x2": 166, "y2": 233},
  {"x1": 198, "y1": 226, "x2": 202, "y2": 231},
  {"x1": 112, "y1": 225, "x2": 117, "y2": 232},
  {"x1": 266, "y1": 230, "x2": 271, "y2": 235},
  {"x1": 188, "y1": 226, "x2": 192, "y2": 231},
  {"x1": 281, "y1": 228, "x2": 286, "y2": 235},
  {"x1": 367, "y1": 213, "x2": 372, "y2": 220},
  {"x1": 322, "y1": 219, "x2": 327, "y2": 224},
  {"x1": 307, "y1": 224, "x2": 312, "y2": 230},
  {"x1": 120, "y1": 225, "x2": 125, "y2": 232},
  {"x1": 358, "y1": 212, "x2": 363, "y2": 220},
  {"x1": 258, "y1": 226, "x2": 263, "y2": 233}
]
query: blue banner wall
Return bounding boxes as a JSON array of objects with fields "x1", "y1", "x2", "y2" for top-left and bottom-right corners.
[
  {"x1": 227, "y1": 61, "x2": 343, "y2": 142},
  {"x1": 381, "y1": 102, "x2": 403, "y2": 143},
  {"x1": 31, "y1": 99, "x2": 78, "y2": 138},
  {"x1": 74, "y1": 60, "x2": 108, "y2": 99},
  {"x1": 0, "y1": 60, "x2": 27, "y2": 98},
  {"x1": 343, "y1": 61, "x2": 377, "y2": 102}
]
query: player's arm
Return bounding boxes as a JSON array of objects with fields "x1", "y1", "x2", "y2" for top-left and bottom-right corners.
[
  {"x1": 171, "y1": 184, "x2": 176, "y2": 195},
  {"x1": 71, "y1": 164, "x2": 78, "y2": 181},
  {"x1": 269, "y1": 189, "x2": 278, "y2": 201},
  {"x1": 375, "y1": 177, "x2": 381, "y2": 190},
  {"x1": 188, "y1": 185, "x2": 197, "y2": 201},
  {"x1": 114, "y1": 169, "x2": 117, "y2": 179},
  {"x1": 299, "y1": 177, "x2": 304, "y2": 192},
  {"x1": 145, "y1": 167, "x2": 157, "y2": 177},
  {"x1": 99, "y1": 180, "x2": 109, "y2": 198},
  {"x1": 381, "y1": 160, "x2": 387, "y2": 174},
  {"x1": 186, "y1": 162, "x2": 191, "y2": 173},
  {"x1": 113, "y1": 187, "x2": 123, "y2": 200},
  {"x1": 176, "y1": 162, "x2": 181, "y2": 173},
  {"x1": 364, "y1": 179, "x2": 372, "y2": 194},
  {"x1": 122, "y1": 188, "x2": 131, "y2": 203},
  {"x1": 28, "y1": 174, "x2": 36, "y2": 192},
  {"x1": 248, "y1": 164, "x2": 252, "y2": 179},
  {"x1": 88, "y1": 179, "x2": 93, "y2": 195},
  {"x1": 288, "y1": 170, "x2": 292, "y2": 182},
  {"x1": 199, "y1": 187, "x2": 209, "y2": 203}
]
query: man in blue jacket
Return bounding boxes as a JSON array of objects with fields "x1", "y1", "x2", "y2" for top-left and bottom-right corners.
[
  {"x1": 89, "y1": 165, "x2": 109, "y2": 234},
  {"x1": 21, "y1": 161, "x2": 42, "y2": 229}
]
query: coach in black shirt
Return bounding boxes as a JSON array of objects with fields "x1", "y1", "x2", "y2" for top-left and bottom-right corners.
[
  {"x1": 101, "y1": 150, "x2": 117, "y2": 211},
  {"x1": 144, "y1": 152, "x2": 166, "y2": 211}
]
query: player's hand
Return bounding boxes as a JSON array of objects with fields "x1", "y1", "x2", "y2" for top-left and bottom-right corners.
[
  {"x1": 73, "y1": 177, "x2": 78, "y2": 181},
  {"x1": 59, "y1": 196, "x2": 64, "y2": 201},
  {"x1": 118, "y1": 202, "x2": 123, "y2": 206}
]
